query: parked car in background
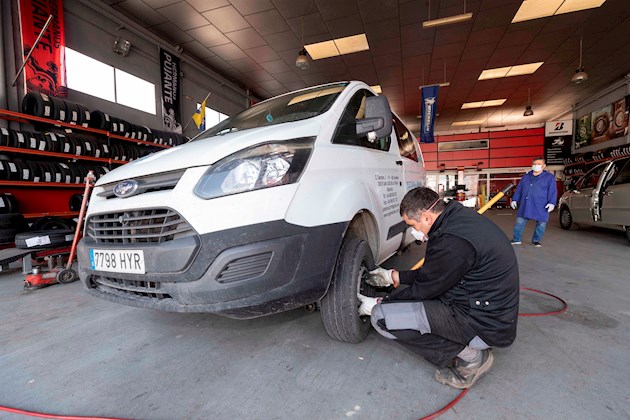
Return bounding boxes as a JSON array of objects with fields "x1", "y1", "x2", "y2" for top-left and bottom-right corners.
[
  {"x1": 559, "y1": 156, "x2": 630, "y2": 243},
  {"x1": 77, "y1": 81, "x2": 426, "y2": 343}
]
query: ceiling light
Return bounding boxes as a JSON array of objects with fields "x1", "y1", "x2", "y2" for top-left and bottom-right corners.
[
  {"x1": 296, "y1": 16, "x2": 310, "y2": 69},
  {"x1": 478, "y1": 66, "x2": 511, "y2": 80},
  {"x1": 512, "y1": 0, "x2": 607, "y2": 23},
  {"x1": 461, "y1": 99, "x2": 506, "y2": 109},
  {"x1": 523, "y1": 88, "x2": 534, "y2": 116},
  {"x1": 304, "y1": 33, "x2": 370, "y2": 61},
  {"x1": 571, "y1": 36, "x2": 588, "y2": 83},
  {"x1": 506, "y1": 62, "x2": 544, "y2": 77},
  {"x1": 304, "y1": 40, "x2": 339, "y2": 60},
  {"x1": 423, "y1": 0, "x2": 472, "y2": 28},
  {"x1": 370, "y1": 85, "x2": 382, "y2": 94},
  {"x1": 451, "y1": 120, "x2": 485, "y2": 126},
  {"x1": 295, "y1": 49, "x2": 310, "y2": 69},
  {"x1": 478, "y1": 62, "x2": 544, "y2": 80},
  {"x1": 334, "y1": 34, "x2": 369, "y2": 55},
  {"x1": 423, "y1": 12, "x2": 473, "y2": 28}
]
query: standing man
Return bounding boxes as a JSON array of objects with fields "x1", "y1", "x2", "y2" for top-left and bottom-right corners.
[
  {"x1": 357, "y1": 187, "x2": 519, "y2": 389},
  {"x1": 510, "y1": 157, "x2": 558, "y2": 247}
]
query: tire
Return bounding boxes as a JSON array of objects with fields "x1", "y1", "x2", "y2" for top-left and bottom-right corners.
[
  {"x1": 49, "y1": 96, "x2": 67, "y2": 122},
  {"x1": 559, "y1": 206, "x2": 573, "y2": 230},
  {"x1": 31, "y1": 216, "x2": 74, "y2": 231},
  {"x1": 89, "y1": 110, "x2": 111, "y2": 131},
  {"x1": 0, "y1": 213, "x2": 26, "y2": 229},
  {"x1": 76, "y1": 102, "x2": 90, "y2": 127},
  {"x1": 22, "y1": 92, "x2": 54, "y2": 119},
  {"x1": 0, "y1": 228, "x2": 20, "y2": 243},
  {"x1": 320, "y1": 237, "x2": 377, "y2": 343},
  {"x1": 0, "y1": 193, "x2": 19, "y2": 213},
  {"x1": 0, "y1": 127, "x2": 13, "y2": 146},
  {"x1": 15, "y1": 229, "x2": 74, "y2": 249},
  {"x1": 44, "y1": 132, "x2": 61, "y2": 153},
  {"x1": 14, "y1": 130, "x2": 28, "y2": 148},
  {"x1": 64, "y1": 100, "x2": 81, "y2": 125},
  {"x1": 625, "y1": 227, "x2": 630, "y2": 245}
]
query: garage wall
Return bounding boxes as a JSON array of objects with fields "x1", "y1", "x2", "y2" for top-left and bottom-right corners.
[
  {"x1": 419, "y1": 128, "x2": 544, "y2": 171},
  {"x1": 0, "y1": 0, "x2": 251, "y2": 138}
]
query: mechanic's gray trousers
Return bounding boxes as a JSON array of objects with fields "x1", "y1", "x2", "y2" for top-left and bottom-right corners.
[{"x1": 371, "y1": 301, "x2": 489, "y2": 368}]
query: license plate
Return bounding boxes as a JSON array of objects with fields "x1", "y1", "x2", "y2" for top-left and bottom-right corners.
[{"x1": 89, "y1": 249, "x2": 145, "y2": 274}]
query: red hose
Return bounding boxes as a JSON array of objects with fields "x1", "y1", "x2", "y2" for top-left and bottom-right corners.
[
  {"x1": 0, "y1": 405, "x2": 127, "y2": 420},
  {"x1": 418, "y1": 286, "x2": 568, "y2": 419},
  {"x1": 1, "y1": 288, "x2": 568, "y2": 420}
]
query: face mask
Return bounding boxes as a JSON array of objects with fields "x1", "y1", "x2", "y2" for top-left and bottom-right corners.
[
  {"x1": 532, "y1": 164, "x2": 543, "y2": 172},
  {"x1": 410, "y1": 227, "x2": 426, "y2": 242}
]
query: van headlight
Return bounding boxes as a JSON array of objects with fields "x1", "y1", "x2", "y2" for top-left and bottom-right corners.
[{"x1": 194, "y1": 138, "x2": 314, "y2": 199}]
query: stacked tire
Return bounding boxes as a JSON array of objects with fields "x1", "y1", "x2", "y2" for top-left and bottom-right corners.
[
  {"x1": 22, "y1": 92, "x2": 91, "y2": 127},
  {"x1": 0, "y1": 194, "x2": 27, "y2": 244},
  {"x1": 0, "y1": 155, "x2": 109, "y2": 183}
]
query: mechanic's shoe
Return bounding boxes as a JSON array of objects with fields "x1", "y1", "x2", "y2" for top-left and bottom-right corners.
[
  {"x1": 434, "y1": 349, "x2": 494, "y2": 389},
  {"x1": 511, "y1": 240, "x2": 521, "y2": 245},
  {"x1": 532, "y1": 242, "x2": 542, "y2": 247}
]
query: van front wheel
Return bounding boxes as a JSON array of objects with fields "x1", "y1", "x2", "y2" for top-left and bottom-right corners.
[{"x1": 320, "y1": 237, "x2": 375, "y2": 343}]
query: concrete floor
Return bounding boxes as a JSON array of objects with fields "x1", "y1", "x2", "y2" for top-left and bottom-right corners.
[{"x1": 1, "y1": 209, "x2": 629, "y2": 420}]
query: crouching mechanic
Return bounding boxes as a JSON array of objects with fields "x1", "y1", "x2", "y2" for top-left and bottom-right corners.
[{"x1": 358, "y1": 187, "x2": 519, "y2": 389}]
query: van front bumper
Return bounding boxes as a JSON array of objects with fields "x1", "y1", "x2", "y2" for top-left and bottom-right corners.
[{"x1": 77, "y1": 219, "x2": 346, "y2": 318}]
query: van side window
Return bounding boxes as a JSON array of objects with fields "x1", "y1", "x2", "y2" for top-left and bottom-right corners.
[
  {"x1": 577, "y1": 163, "x2": 606, "y2": 189},
  {"x1": 332, "y1": 90, "x2": 391, "y2": 152},
  {"x1": 612, "y1": 158, "x2": 630, "y2": 185},
  {"x1": 393, "y1": 116, "x2": 418, "y2": 161}
]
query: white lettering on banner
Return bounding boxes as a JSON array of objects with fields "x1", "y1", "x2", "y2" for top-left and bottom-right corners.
[
  {"x1": 424, "y1": 97, "x2": 436, "y2": 133},
  {"x1": 162, "y1": 52, "x2": 178, "y2": 105}
]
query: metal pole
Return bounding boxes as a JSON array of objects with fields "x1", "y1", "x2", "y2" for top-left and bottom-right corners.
[{"x1": 11, "y1": 14, "x2": 54, "y2": 87}]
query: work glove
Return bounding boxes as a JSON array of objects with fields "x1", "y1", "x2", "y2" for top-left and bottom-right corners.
[
  {"x1": 367, "y1": 267, "x2": 394, "y2": 287},
  {"x1": 357, "y1": 294, "x2": 380, "y2": 316},
  {"x1": 545, "y1": 203, "x2": 555, "y2": 212},
  {"x1": 510, "y1": 201, "x2": 518, "y2": 209}
]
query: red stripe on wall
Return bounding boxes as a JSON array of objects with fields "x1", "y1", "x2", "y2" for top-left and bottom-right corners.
[
  {"x1": 490, "y1": 137, "x2": 544, "y2": 148},
  {"x1": 490, "y1": 157, "x2": 536, "y2": 167},
  {"x1": 490, "y1": 146, "x2": 544, "y2": 158},
  {"x1": 489, "y1": 128, "x2": 544, "y2": 139}
]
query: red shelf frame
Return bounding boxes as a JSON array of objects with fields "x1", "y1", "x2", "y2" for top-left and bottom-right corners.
[
  {"x1": 0, "y1": 146, "x2": 127, "y2": 164},
  {"x1": 23, "y1": 211, "x2": 79, "y2": 219},
  {"x1": 0, "y1": 180, "x2": 84, "y2": 188}
]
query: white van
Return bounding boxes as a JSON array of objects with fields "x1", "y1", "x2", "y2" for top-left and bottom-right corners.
[{"x1": 77, "y1": 81, "x2": 426, "y2": 342}]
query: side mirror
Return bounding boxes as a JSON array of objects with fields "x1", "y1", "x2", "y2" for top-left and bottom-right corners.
[{"x1": 356, "y1": 96, "x2": 392, "y2": 140}]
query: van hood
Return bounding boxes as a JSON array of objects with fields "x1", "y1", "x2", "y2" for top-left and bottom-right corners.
[{"x1": 96, "y1": 118, "x2": 322, "y2": 186}]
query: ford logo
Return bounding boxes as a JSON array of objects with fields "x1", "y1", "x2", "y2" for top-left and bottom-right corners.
[{"x1": 113, "y1": 180, "x2": 139, "y2": 198}]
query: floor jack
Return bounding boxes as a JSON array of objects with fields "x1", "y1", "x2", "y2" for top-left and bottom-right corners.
[{"x1": 23, "y1": 171, "x2": 96, "y2": 290}]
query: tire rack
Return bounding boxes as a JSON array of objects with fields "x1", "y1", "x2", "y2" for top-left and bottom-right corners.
[{"x1": 0, "y1": 108, "x2": 170, "y2": 219}]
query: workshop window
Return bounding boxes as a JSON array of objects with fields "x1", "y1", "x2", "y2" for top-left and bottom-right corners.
[
  {"x1": 196, "y1": 103, "x2": 228, "y2": 130},
  {"x1": 65, "y1": 47, "x2": 156, "y2": 115}
]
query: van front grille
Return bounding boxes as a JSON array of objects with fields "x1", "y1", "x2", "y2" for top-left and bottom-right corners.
[{"x1": 87, "y1": 208, "x2": 194, "y2": 244}]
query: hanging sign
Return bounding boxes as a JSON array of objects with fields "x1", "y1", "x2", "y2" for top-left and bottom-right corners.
[
  {"x1": 420, "y1": 85, "x2": 439, "y2": 143},
  {"x1": 19, "y1": 0, "x2": 67, "y2": 96},
  {"x1": 160, "y1": 48, "x2": 182, "y2": 134},
  {"x1": 544, "y1": 120, "x2": 572, "y2": 165}
]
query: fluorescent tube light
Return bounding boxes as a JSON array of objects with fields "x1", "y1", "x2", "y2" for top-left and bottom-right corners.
[
  {"x1": 512, "y1": 0, "x2": 607, "y2": 23},
  {"x1": 478, "y1": 62, "x2": 544, "y2": 80},
  {"x1": 451, "y1": 120, "x2": 485, "y2": 126},
  {"x1": 422, "y1": 12, "x2": 473, "y2": 29},
  {"x1": 304, "y1": 33, "x2": 370, "y2": 61},
  {"x1": 370, "y1": 85, "x2": 382, "y2": 93}
]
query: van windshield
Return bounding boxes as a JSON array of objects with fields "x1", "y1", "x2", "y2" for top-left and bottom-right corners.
[{"x1": 195, "y1": 83, "x2": 348, "y2": 140}]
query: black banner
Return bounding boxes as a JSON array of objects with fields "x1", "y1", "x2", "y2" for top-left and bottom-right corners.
[
  {"x1": 544, "y1": 135, "x2": 571, "y2": 165},
  {"x1": 160, "y1": 48, "x2": 182, "y2": 133}
]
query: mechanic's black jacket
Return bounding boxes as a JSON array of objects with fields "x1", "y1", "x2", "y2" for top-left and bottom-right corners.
[{"x1": 389, "y1": 200, "x2": 519, "y2": 347}]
